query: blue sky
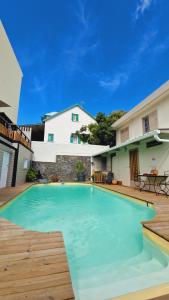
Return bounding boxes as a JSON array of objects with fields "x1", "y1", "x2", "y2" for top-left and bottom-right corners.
[{"x1": 1, "y1": 0, "x2": 169, "y2": 124}]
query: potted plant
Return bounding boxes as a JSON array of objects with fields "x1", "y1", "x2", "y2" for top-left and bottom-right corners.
[
  {"x1": 75, "y1": 160, "x2": 86, "y2": 182},
  {"x1": 26, "y1": 167, "x2": 38, "y2": 182},
  {"x1": 50, "y1": 175, "x2": 59, "y2": 182}
]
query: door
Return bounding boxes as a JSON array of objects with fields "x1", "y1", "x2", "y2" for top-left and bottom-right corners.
[
  {"x1": 129, "y1": 149, "x2": 139, "y2": 186},
  {"x1": 0, "y1": 152, "x2": 10, "y2": 188},
  {"x1": 101, "y1": 157, "x2": 107, "y2": 171}
]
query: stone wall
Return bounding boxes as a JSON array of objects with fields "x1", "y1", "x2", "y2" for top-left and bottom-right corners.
[{"x1": 32, "y1": 155, "x2": 91, "y2": 182}]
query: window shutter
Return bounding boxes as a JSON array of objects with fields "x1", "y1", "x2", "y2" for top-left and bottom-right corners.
[
  {"x1": 72, "y1": 113, "x2": 74, "y2": 121},
  {"x1": 76, "y1": 114, "x2": 79, "y2": 121},
  {"x1": 48, "y1": 133, "x2": 54, "y2": 142},
  {"x1": 78, "y1": 136, "x2": 81, "y2": 144},
  {"x1": 70, "y1": 134, "x2": 73, "y2": 143},
  {"x1": 149, "y1": 111, "x2": 158, "y2": 130},
  {"x1": 120, "y1": 127, "x2": 129, "y2": 143}
]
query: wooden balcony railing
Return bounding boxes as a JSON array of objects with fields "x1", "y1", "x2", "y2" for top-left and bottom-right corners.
[{"x1": 0, "y1": 116, "x2": 31, "y2": 149}]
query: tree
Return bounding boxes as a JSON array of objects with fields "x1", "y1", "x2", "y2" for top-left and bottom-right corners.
[
  {"x1": 76, "y1": 110, "x2": 126, "y2": 146},
  {"x1": 109, "y1": 110, "x2": 126, "y2": 123}
]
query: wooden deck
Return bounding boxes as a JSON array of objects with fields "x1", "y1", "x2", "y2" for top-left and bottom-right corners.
[
  {"x1": 95, "y1": 184, "x2": 169, "y2": 242},
  {"x1": 0, "y1": 183, "x2": 33, "y2": 208},
  {"x1": 0, "y1": 184, "x2": 74, "y2": 300}
]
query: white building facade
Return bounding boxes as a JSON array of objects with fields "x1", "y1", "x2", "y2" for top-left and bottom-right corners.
[
  {"x1": 0, "y1": 21, "x2": 23, "y2": 123},
  {"x1": 44, "y1": 105, "x2": 96, "y2": 144},
  {"x1": 93, "y1": 81, "x2": 169, "y2": 187},
  {"x1": 0, "y1": 21, "x2": 32, "y2": 188}
]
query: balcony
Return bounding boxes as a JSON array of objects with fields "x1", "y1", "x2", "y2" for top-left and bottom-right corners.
[{"x1": 0, "y1": 114, "x2": 31, "y2": 150}]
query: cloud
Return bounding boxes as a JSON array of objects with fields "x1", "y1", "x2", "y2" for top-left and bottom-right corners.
[
  {"x1": 99, "y1": 30, "x2": 158, "y2": 92},
  {"x1": 76, "y1": 0, "x2": 89, "y2": 29},
  {"x1": 30, "y1": 77, "x2": 47, "y2": 93},
  {"x1": 59, "y1": 0, "x2": 98, "y2": 75},
  {"x1": 100, "y1": 73, "x2": 128, "y2": 92},
  {"x1": 153, "y1": 36, "x2": 169, "y2": 54},
  {"x1": 19, "y1": 47, "x2": 46, "y2": 69},
  {"x1": 134, "y1": 0, "x2": 153, "y2": 20}
]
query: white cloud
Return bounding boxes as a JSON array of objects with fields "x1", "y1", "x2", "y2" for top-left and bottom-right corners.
[
  {"x1": 134, "y1": 0, "x2": 153, "y2": 20},
  {"x1": 99, "y1": 30, "x2": 158, "y2": 92},
  {"x1": 30, "y1": 77, "x2": 47, "y2": 93},
  {"x1": 100, "y1": 73, "x2": 128, "y2": 92},
  {"x1": 76, "y1": 0, "x2": 89, "y2": 29},
  {"x1": 59, "y1": 0, "x2": 98, "y2": 75}
]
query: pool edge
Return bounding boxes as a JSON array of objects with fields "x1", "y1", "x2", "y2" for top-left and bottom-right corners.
[{"x1": 2, "y1": 182, "x2": 169, "y2": 300}]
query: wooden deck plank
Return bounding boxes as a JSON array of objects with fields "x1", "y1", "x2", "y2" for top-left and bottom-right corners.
[
  {"x1": 0, "y1": 183, "x2": 33, "y2": 207},
  {"x1": 0, "y1": 218, "x2": 74, "y2": 299},
  {"x1": 1, "y1": 285, "x2": 75, "y2": 300},
  {"x1": 0, "y1": 184, "x2": 74, "y2": 300}
]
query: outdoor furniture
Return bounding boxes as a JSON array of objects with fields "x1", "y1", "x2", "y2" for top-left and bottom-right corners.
[
  {"x1": 93, "y1": 171, "x2": 107, "y2": 183},
  {"x1": 105, "y1": 172, "x2": 114, "y2": 184},
  {"x1": 93, "y1": 171, "x2": 114, "y2": 184},
  {"x1": 136, "y1": 174, "x2": 169, "y2": 195}
]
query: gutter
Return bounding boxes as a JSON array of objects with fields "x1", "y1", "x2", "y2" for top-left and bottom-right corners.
[
  {"x1": 93, "y1": 130, "x2": 159, "y2": 157},
  {"x1": 93, "y1": 129, "x2": 169, "y2": 157},
  {"x1": 154, "y1": 129, "x2": 169, "y2": 143}
]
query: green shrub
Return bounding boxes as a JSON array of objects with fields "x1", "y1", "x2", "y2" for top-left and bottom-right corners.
[
  {"x1": 75, "y1": 160, "x2": 85, "y2": 175},
  {"x1": 26, "y1": 168, "x2": 38, "y2": 182}
]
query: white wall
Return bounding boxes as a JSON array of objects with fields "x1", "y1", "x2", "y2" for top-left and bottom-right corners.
[
  {"x1": 112, "y1": 149, "x2": 130, "y2": 186},
  {"x1": 19, "y1": 126, "x2": 32, "y2": 140},
  {"x1": 116, "y1": 94, "x2": 169, "y2": 145},
  {"x1": 111, "y1": 139, "x2": 169, "y2": 187},
  {"x1": 32, "y1": 141, "x2": 109, "y2": 162},
  {"x1": 0, "y1": 21, "x2": 23, "y2": 123},
  {"x1": 44, "y1": 106, "x2": 95, "y2": 144}
]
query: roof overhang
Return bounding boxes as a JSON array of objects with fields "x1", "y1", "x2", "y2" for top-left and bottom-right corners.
[
  {"x1": 0, "y1": 99, "x2": 10, "y2": 107},
  {"x1": 112, "y1": 81, "x2": 169, "y2": 129},
  {"x1": 93, "y1": 130, "x2": 166, "y2": 157}
]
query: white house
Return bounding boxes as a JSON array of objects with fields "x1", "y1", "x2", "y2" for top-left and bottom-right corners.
[
  {"x1": 30, "y1": 105, "x2": 109, "y2": 181},
  {"x1": 43, "y1": 104, "x2": 96, "y2": 144},
  {"x1": 93, "y1": 81, "x2": 169, "y2": 187},
  {"x1": 0, "y1": 21, "x2": 32, "y2": 188}
]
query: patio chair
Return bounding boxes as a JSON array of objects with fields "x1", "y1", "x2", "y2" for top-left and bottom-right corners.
[
  {"x1": 134, "y1": 175, "x2": 145, "y2": 191},
  {"x1": 158, "y1": 171, "x2": 169, "y2": 196}
]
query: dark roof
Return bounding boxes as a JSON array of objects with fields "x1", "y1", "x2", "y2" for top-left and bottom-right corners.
[{"x1": 0, "y1": 112, "x2": 13, "y2": 124}]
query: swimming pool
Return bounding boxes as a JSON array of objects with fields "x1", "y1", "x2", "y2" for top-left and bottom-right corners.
[{"x1": 1, "y1": 184, "x2": 169, "y2": 299}]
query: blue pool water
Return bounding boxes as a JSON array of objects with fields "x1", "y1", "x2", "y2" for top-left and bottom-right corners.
[{"x1": 1, "y1": 184, "x2": 169, "y2": 299}]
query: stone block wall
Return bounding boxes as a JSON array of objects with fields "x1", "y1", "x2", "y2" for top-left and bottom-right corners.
[{"x1": 32, "y1": 155, "x2": 91, "y2": 182}]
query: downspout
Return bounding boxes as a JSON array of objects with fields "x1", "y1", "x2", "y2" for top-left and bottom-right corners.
[{"x1": 154, "y1": 129, "x2": 169, "y2": 143}]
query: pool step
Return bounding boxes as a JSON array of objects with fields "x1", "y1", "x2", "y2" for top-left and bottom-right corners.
[
  {"x1": 76, "y1": 257, "x2": 164, "y2": 288},
  {"x1": 76, "y1": 263, "x2": 169, "y2": 300},
  {"x1": 75, "y1": 238, "x2": 169, "y2": 290}
]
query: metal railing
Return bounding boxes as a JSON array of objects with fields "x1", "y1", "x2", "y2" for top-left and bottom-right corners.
[{"x1": 0, "y1": 114, "x2": 31, "y2": 149}]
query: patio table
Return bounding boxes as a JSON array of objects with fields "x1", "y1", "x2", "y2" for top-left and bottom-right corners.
[{"x1": 137, "y1": 174, "x2": 169, "y2": 195}]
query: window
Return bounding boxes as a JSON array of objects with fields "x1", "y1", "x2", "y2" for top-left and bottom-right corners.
[
  {"x1": 23, "y1": 159, "x2": 29, "y2": 170},
  {"x1": 142, "y1": 116, "x2": 150, "y2": 133},
  {"x1": 72, "y1": 113, "x2": 79, "y2": 122},
  {"x1": 143, "y1": 111, "x2": 158, "y2": 134},
  {"x1": 120, "y1": 127, "x2": 129, "y2": 143},
  {"x1": 48, "y1": 133, "x2": 54, "y2": 142},
  {"x1": 70, "y1": 134, "x2": 81, "y2": 144}
]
